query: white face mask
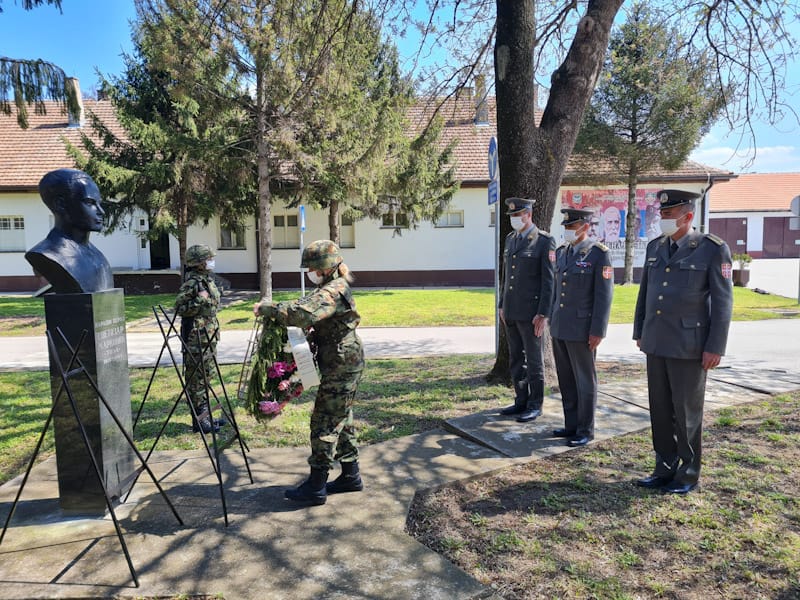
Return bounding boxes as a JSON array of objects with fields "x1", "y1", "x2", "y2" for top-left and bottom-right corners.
[
  {"x1": 564, "y1": 229, "x2": 578, "y2": 244},
  {"x1": 659, "y1": 218, "x2": 679, "y2": 237},
  {"x1": 307, "y1": 271, "x2": 324, "y2": 285},
  {"x1": 510, "y1": 216, "x2": 525, "y2": 231},
  {"x1": 205, "y1": 259, "x2": 215, "y2": 270}
]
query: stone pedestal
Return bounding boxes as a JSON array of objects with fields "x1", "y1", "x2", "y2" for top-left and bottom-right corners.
[{"x1": 44, "y1": 289, "x2": 135, "y2": 514}]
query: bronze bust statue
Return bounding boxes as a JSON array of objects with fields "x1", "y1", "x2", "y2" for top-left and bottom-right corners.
[{"x1": 25, "y1": 169, "x2": 114, "y2": 293}]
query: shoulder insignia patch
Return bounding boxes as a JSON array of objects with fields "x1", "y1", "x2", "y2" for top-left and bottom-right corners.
[
  {"x1": 706, "y1": 233, "x2": 724, "y2": 246},
  {"x1": 539, "y1": 230, "x2": 552, "y2": 238},
  {"x1": 593, "y1": 242, "x2": 609, "y2": 252}
]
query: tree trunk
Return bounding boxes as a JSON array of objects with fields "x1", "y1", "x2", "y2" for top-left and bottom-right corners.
[
  {"x1": 624, "y1": 165, "x2": 638, "y2": 284},
  {"x1": 489, "y1": 0, "x2": 623, "y2": 385},
  {"x1": 488, "y1": 0, "x2": 538, "y2": 384},
  {"x1": 256, "y1": 69, "x2": 273, "y2": 301},
  {"x1": 328, "y1": 198, "x2": 341, "y2": 245},
  {"x1": 177, "y1": 196, "x2": 188, "y2": 279}
]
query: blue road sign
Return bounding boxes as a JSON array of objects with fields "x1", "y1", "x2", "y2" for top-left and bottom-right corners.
[
  {"x1": 488, "y1": 136, "x2": 498, "y2": 181},
  {"x1": 299, "y1": 205, "x2": 306, "y2": 232},
  {"x1": 488, "y1": 179, "x2": 499, "y2": 205}
]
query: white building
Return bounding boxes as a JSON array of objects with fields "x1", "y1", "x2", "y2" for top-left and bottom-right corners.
[{"x1": 0, "y1": 86, "x2": 735, "y2": 292}]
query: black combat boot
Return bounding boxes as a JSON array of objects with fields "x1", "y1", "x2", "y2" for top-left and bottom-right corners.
[
  {"x1": 326, "y1": 461, "x2": 363, "y2": 494},
  {"x1": 285, "y1": 468, "x2": 328, "y2": 505},
  {"x1": 191, "y1": 402, "x2": 225, "y2": 433}
]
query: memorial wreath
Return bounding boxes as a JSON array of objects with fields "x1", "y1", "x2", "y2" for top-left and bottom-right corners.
[{"x1": 244, "y1": 318, "x2": 304, "y2": 420}]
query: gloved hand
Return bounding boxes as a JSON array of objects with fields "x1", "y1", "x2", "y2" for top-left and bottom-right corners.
[{"x1": 255, "y1": 301, "x2": 279, "y2": 319}]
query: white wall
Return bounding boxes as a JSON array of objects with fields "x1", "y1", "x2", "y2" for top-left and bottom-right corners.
[{"x1": 0, "y1": 192, "x2": 47, "y2": 276}]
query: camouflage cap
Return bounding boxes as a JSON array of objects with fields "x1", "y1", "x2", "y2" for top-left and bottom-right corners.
[
  {"x1": 301, "y1": 239, "x2": 342, "y2": 270},
  {"x1": 185, "y1": 244, "x2": 215, "y2": 267}
]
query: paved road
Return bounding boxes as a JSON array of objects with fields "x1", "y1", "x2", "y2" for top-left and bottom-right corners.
[{"x1": 1, "y1": 320, "x2": 798, "y2": 373}]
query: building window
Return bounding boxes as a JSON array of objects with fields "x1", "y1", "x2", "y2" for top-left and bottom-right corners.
[
  {"x1": 220, "y1": 225, "x2": 246, "y2": 249},
  {"x1": 381, "y1": 211, "x2": 408, "y2": 229},
  {"x1": 435, "y1": 210, "x2": 464, "y2": 228},
  {"x1": 340, "y1": 214, "x2": 355, "y2": 248},
  {"x1": 273, "y1": 212, "x2": 300, "y2": 248},
  {"x1": 0, "y1": 216, "x2": 25, "y2": 251}
]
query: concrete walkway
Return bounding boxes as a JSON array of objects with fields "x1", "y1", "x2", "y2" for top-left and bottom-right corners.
[{"x1": 2, "y1": 320, "x2": 799, "y2": 372}]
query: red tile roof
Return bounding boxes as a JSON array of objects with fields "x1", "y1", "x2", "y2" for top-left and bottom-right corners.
[
  {"x1": 0, "y1": 99, "x2": 121, "y2": 190},
  {"x1": 709, "y1": 172, "x2": 800, "y2": 212},
  {"x1": 407, "y1": 94, "x2": 734, "y2": 185},
  {"x1": 2, "y1": 94, "x2": 734, "y2": 191}
]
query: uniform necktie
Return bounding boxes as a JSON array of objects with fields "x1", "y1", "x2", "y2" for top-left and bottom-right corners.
[{"x1": 669, "y1": 241, "x2": 678, "y2": 257}]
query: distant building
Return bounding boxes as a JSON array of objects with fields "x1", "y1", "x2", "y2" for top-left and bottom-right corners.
[
  {"x1": 708, "y1": 173, "x2": 800, "y2": 258},
  {"x1": 0, "y1": 81, "x2": 736, "y2": 292}
]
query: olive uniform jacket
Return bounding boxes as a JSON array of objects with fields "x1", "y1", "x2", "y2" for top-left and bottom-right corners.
[
  {"x1": 498, "y1": 226, "x2": 555, "y2": 322},
  {"x1": 633, "y1": 230, "x2": 733, "y2": 360},
  {"x1": 550, "y1": 241, "x2": 614, "y2": 342}
]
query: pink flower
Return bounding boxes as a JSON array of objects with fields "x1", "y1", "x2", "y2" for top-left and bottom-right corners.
[
  {"x1": 258, "y1": 400, "x2": 283, "y2": 415},
  {"x1": 267, "y1": 363, "x2": 286, "y2": 379},
  {"x1": 278, "y1": 379, "x2": 291, "y2": 391}
]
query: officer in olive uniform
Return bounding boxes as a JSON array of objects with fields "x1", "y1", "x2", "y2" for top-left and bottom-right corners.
[
  {"x1": 633, "y1": 189, "x2": 733, "y2": 494},
  {"x1": 498, "y1": 197, "x2": 556, "y2": 423},
  {"x1": 255, "y1": 240, "x2": 364, "y2": 506},
  {"x1": 175, "y1": 244, "x2": 225, "y2": 434},
  {"x1": 550, "y1": 208, "x2": 614, "y2": 447}
]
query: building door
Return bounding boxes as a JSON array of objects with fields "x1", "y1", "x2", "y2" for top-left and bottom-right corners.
[
  {"x1": 149, "y1": 232, "x2": 171, "y2": 269},
  {"x1": 763, "y1": 217, "x2": 800, "y2": 258},
  {"x1": 710, "y1": 217, "x2": 747, "y2": 254}
]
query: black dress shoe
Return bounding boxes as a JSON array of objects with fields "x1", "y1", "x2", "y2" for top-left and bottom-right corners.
[
  {"x1": 635, "y1": 475, "x2": 673, "y2": 489},
  {"x1": 516, "y1": 408, "x2": 542, "y2": 422},
  {"x1": 499, "y1": 404, "x2": 526, "y2": 416},
  {"x1": 662, "y1": 480, "x2": 697, "y2": 494},
  {"x1": 567, "y1": 435, "x2": 592, "y2": 447},
  {"x1": 553, "y1": 428, "x2": 576, "y2": 438}
]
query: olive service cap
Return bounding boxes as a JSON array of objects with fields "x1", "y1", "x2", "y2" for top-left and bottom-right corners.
[
  {"x1": 301, "y1": 239, "x2": 343, "y2": 270},
  {"x1": 657, "y1": 189, "x2": 701, "y2": 210},
  {"x1": 505, "y1": 197, "x2": 535, "y2": 215},
  {"x1": 560, "y1": 207, "x2": 594, "y2": 226},
  {"x1": 185, "y1": 244, "x2": 215, "y2": 267}
]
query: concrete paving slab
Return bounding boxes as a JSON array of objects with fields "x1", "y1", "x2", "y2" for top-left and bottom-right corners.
[
  {"x1": 709, "y1": 366, "x2": 800, "y2": 395},
  {"x1": 443, "y1": 394, "x2": 651, "y2": 459}
]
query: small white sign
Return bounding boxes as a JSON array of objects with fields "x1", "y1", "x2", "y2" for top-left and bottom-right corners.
[{"x1": 287, "y1": 326, "x2": 320, "y2": 388}]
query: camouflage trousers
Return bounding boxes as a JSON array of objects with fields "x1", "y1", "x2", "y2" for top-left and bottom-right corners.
[
  {"x1": 308, "y1": 368, "x2": 364, "y2": 470},
  {"x1": 183, "y1": 335, "x2": 218, "y2": 413}
]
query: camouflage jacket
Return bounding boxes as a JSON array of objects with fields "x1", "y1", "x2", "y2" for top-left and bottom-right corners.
[
  {"x1": 174, "y1": 270, "x2": 220, "y2": 341},
  {"x1": 268, "y1": 272, "x2": 363, "y2": 374}
]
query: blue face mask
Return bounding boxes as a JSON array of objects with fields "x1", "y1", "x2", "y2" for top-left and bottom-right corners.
[
  {"x1": 205, "y1": 259, "x2": 215, "y2": 271},
  {"x1": 510, "y1": 216, "x2": 525, "y2": 231}
]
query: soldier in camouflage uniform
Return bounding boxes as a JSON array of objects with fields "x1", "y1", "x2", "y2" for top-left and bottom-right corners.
[
  {"x1": 175, "y1": 244, "x2": 225, "y2": 434},
  {"x1": 255, "y1": 240, "x2": 364, "y2": 506}
]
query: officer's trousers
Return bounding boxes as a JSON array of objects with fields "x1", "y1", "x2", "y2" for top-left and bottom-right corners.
[
  {"x1": 645, "y1": 354, "x2": 707, "y2": 485},
  {"x1": 552, "y1": 337, "x2": 597, "y2": 437},
  {"x1": 505, "y1": 319, "x2": 544, "y2": 410}
]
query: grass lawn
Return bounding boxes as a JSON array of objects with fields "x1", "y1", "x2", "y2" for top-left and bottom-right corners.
[
  {"x1": 407, "y1": 391, "x2": 800, "y2": 599},
  {"x1": 0, "y1": 354, "x2": 507, "y2": 486},
  {"x1": 1, "y1": 285, "x2": 797, "y2": 336}
]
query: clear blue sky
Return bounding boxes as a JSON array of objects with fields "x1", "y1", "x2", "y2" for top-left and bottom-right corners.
[{"x1": 2, "y1": 0, "x2": 798, "y2": 174}]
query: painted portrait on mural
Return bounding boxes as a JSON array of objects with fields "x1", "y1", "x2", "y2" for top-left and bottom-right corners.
[{"x1": 561, "y1": 188, "x2": 664, "y2": 268}]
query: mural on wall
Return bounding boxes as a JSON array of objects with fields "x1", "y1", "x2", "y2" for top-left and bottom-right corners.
[{"x1": 562, "y1": 188, "x2": 662, "y2": 268}]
